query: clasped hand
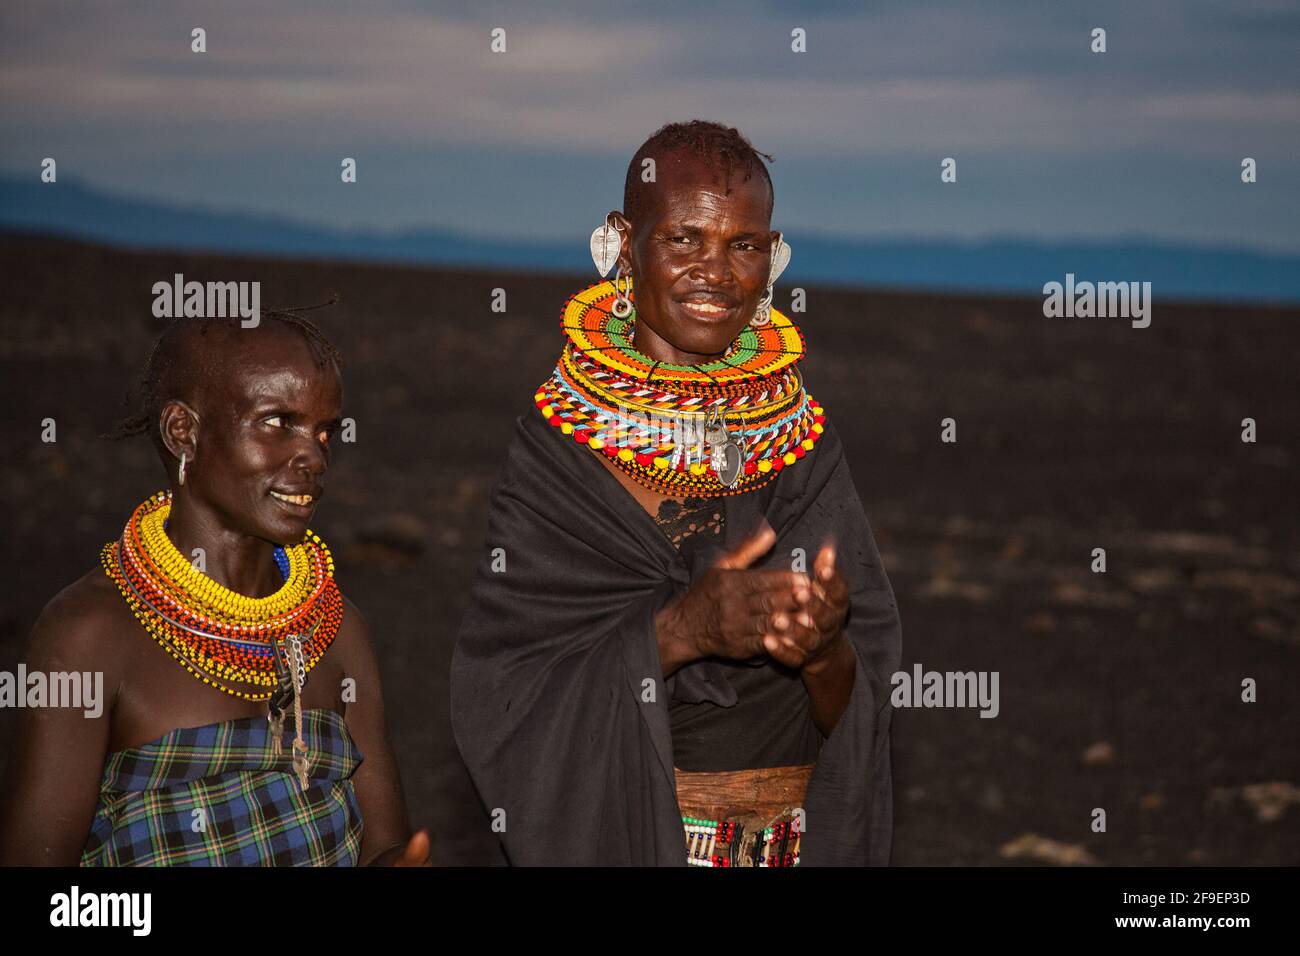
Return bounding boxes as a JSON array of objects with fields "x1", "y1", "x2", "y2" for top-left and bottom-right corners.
[{"x1": 676, "y1": 519, "x2": 850, "y2": 672}]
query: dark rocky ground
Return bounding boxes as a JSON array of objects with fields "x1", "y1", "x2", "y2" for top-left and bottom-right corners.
[{"x1": 0, "y1": 233, "x2": 1295, "y2": 865}]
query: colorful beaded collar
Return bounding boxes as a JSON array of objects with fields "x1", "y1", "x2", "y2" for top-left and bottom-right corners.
[
  {"x1": 535, "y1": 280, "x2": 826, "y2": 498},
  {"x1": 100, "y1": 491, "x2": 343, "y2": 702}
]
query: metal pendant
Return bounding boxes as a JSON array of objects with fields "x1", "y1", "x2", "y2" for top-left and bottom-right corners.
[
  {"x1": 288, "y1": 634, "x2": 306, "y2": 692},
  {"x1": 590, "y1": 221, "x2": 621, "y2": 278},
  {"x1": 769, "y1": 234, "x2": 791, "y2": 286},
  {"x1": 705, "y1": 405, "x2": 745, "y2": 488},
  {"x1": 268, "y1": 636, "x2": 294, "y2": 720},
  {"x1": 267, "y1": 632, "x2": 307, "y2": 724}
]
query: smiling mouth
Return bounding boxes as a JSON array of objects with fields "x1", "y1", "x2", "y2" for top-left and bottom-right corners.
[
  {"x1": 678, "y1": 300, "x2": 736, "y2": 320},
  {"x1": 269, "y1": 490, "x2": 315, "y2": 508}
]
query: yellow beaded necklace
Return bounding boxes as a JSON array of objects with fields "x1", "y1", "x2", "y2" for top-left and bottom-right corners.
[
  {"x1": 133, "y1": 501, "x2": 321, "y2": 623},
  {"x1": 101, "y1": 491, "x2": 344, "y2": 703}
]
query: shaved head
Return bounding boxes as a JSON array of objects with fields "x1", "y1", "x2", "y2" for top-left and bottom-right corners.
[{"x1": 623, "y1": 120, "x2": 774, "y2": 226}]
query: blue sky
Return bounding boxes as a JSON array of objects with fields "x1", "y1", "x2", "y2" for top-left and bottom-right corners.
[{"x1": 2, "y1": 0, "x2": 1297, "y2": 251}]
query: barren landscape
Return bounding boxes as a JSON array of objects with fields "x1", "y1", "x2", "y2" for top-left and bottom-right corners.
[{"x1": 1, "y1": 234, "x2": 1295, "y2": 865}]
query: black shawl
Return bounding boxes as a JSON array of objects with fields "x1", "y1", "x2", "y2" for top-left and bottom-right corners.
[{"x1": 450, "y1": 400, "x2": 902, "y2": 865}]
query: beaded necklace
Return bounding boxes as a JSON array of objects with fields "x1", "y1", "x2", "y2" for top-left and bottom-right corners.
[
  {"x1": 100, "y1": 491, "x2": 344, "y2": 788},
  {"x1": 535, "y1": 280, "x2": 826, "y2": 498}
]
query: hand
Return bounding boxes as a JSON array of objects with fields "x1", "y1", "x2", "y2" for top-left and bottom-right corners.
[
  {"x1": 656, "y1": 518, "x2": 814, "y2": 671},
  {"x1": 762, "y1": 536, "x2": 851, "y2": 674},
  {"x1": 391, "y1": 829, "x2": 431, "y2": 867}
]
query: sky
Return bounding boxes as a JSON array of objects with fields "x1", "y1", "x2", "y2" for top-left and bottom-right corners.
[{"x1": 1, "y1": 0, "x2": 1298, "y2": 251}]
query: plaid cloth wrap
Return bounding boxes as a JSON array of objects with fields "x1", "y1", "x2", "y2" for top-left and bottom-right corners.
[{"x1": 80, "y1": 708, "x2": 365, "y2": 867}]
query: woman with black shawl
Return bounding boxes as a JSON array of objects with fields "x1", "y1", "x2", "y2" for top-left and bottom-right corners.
[{"x1": 452, "y1": 120, "x2": 901, "y2": 866}]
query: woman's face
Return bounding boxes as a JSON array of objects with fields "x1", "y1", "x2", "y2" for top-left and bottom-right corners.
[
  {"x1": 162, "y1": 327, "x2": 343, "y2": 547},
  {"x1": 612, "y1": 150, "x2": 779, "y2": 365}
]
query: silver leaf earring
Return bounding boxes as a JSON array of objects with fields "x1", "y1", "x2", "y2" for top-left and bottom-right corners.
[
  {"x1": 612, "y1": 265, "x2": 633, "y2": 319},
  {"x1": 590, "y1": 216, "x2": 623, "y2": 278},
  {"x1": 750, "y1": 233, "x2": 792, "y2": 328},
  {"x1": 178, "y1": 451, "x2": 187, "y2": 486}
]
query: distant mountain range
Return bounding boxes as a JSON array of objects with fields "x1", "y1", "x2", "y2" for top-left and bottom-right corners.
[{"x1": 2, "y1": 176, "x2": 1297, "y2": 304}]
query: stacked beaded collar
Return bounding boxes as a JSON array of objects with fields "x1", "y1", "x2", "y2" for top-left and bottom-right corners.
[
  {"x1": 100, "y1": 491, "x2": 343, "y2": 703},
  {"x1": 535, "y1": 280, "x2": 826, "y2": 498}
]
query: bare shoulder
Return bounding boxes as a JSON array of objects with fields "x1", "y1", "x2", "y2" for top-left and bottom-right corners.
[
  {"x1": 331, "y1": 592, "x2": 375, "y2": 671},
  {"x1": 26, "y1": 566, "x2": 134, "y2": 675},
  {"x1": 339, "y1": 593, "x2": 371, "y2": 641}
]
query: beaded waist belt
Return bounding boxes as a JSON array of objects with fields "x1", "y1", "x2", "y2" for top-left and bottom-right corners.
[{"x1": 675, "y1": 763, "x2": 813, "y2": 868}]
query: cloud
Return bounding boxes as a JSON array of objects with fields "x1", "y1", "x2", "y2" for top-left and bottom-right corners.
[
  {"x1": 0, "y1": 0, "x2": 1296, "y2": 248},
  {"x1": 2, "y1": 0, "x2": 1295, "y2": 156}
]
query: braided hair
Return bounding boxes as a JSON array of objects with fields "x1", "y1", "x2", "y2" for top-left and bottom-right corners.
[
  {"x1": 107, "y1": 300, "x2": 343, "y2": 463},
  {"x1": 623, "y1": 120, "x2": 774, "y2": 223}
]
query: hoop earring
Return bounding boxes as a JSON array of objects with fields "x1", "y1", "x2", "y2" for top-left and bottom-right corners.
[
  {"x1": 750, "y1": 233, "x2": 791, "y2": 327},
  {"x1": 612, "y1": 266, "x2": 633, "y2": 319},
  {"x1": 750, "y1": 287, "x2": 773, "y2": 327},
  {"x1": 177, "y1": 452, "x2": 187, "y2": 486}
]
